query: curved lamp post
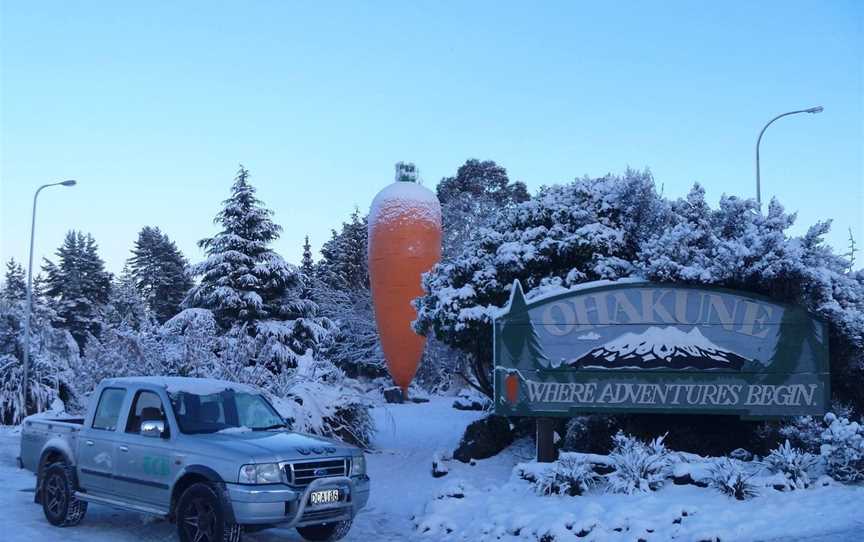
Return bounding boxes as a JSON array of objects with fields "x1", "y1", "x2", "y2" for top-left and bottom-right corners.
[
  {"x1": 756, "y1": 106, "x2": 823, "y2": 207},
  {"x1": 22, "y1": 180, "x2": 77, "y2": 415}
]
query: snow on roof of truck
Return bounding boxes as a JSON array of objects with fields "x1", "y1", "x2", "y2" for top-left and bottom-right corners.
[{"x1": 104, "y1": 376, "x2": 260, "y2": 395}]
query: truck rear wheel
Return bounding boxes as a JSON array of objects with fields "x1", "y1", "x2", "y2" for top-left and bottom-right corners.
[
  {"x1": 296, "y1": 519, "x2": 352, "y2": 541},
  {"x1": 42, "y1": 462, "x2": 88, "y2": 527},
  {"x1": 177, "y1": 482, "x2": 242, "y2": 542}
]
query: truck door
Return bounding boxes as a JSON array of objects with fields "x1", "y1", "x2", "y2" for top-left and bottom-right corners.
[
  {"x1": 113, "y1": 389, "x2": 177, "y2": 509},
  {"x1": 78, "y1": 387, "x2": 127, "y2": 495}
]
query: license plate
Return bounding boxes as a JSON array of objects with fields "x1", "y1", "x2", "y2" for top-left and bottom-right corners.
[{"x1": 309, "y1": 489, "x2": 341, "y2": 505}]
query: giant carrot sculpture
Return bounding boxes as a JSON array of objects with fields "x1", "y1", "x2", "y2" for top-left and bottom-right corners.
[{"x1": 368, "y1": 163, "x2": 442, "y2": 395}]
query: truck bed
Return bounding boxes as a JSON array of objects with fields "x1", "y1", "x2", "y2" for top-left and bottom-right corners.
[{"x1": 19, "y1": 416, "x2": 84, "y2": 472}]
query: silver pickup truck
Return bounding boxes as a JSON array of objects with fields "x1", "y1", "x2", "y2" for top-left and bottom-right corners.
[{"x1": 18, "y1": 376, "x2": 370, "y2": 542}]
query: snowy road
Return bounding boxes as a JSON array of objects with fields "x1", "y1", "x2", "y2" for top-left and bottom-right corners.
[{"x1": 2, "y1": 399, "x2": 862, "y2": 541}]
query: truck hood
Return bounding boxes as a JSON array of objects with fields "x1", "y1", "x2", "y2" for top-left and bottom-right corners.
[{"x1": 191, "y1": 430, "x2": 357, "y2": 463}]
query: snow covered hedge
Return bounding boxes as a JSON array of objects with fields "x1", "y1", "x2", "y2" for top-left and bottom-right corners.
[{"x1": 414, "y1": 170, "x2": 864, "y2": 411}]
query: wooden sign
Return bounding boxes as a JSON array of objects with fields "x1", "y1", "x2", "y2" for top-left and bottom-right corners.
[{"x1": 493, "y1": 280, "x2": 829, "y2": 418}]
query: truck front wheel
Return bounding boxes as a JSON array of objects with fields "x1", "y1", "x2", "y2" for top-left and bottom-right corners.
[
  {"x1": 296, "y1": 519, "x2": 353, "y2": 541},
  {"x1": 42, "y1": 462, "x2": 88, "y2": 526},
  {"x1": 176, "y1": 482, "x2": 242, "y2": 542}
]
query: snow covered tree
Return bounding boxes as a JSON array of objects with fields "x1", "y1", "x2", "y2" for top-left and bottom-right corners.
[
  {"x1": 307, "y1": 209, "x2": 386, "y2": 377},
  {"x1": 415, "y1": 169, "x2": 667, "y2": 394},
  {"x1": 104, "y1": 266, "x2": 153, "y2": 331},
  {"x1": 127, "y1": 226, "x2": 192, "y2": 323},
  {"x1": 301, "y1": 235, "x2": 315, "y2": 275},
  {"x1": 185, "y1": 165, "x2": 332, "y2": 371},
  {"x1": 1, "y1": 259, "x2": 26, "y2": 303},
  {"x1": 42, "y1": 231, "x2": 113, "y2": 347},
  {"x1": 317, "y1": 208, "x2": 369, "y2": 291},
  {"x1": 437, "y1": 159, "x2": 530, "y2": 260},
  {"x1": 0, "y1": 290, "x2": 78, "y2": 422},
  {"x1": 185, "y1": 165, "x2": 294, "y2": 327}
]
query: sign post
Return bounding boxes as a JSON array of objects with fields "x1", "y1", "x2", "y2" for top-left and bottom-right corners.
[{"x1": 493, "y1": 280, "x2": 830, "y2": 459}]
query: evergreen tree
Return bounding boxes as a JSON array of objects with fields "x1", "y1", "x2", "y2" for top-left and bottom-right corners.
[
  {"x1": 186, "y1": 166, "x2": 294, "y2": 327},
  {"x1": 301, "y1": 235, "x2": 315, "y2": 276},
  {"x1": 127, "y1": 226, "x2": 193, "y2": 323},
  {"x1": 317, "y1": 208, "x2": 368, "y2": 291},
  {"x1": 1, "y1": 259, "x2": 26, "y2": 303},
  {"x1": 104, "y1": 266, "x2": 152, "y2": 331},
  {"x1": 41, "y1": 231, "x2": 112, "y2": 347}
]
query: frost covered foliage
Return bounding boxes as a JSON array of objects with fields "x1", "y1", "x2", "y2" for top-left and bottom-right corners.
[
  {"x1": 416, "y1": 170, "x2": 665, "y2": 394},
  {"x1": 0, "y1": 299, "x2": 79, "y2": 423},
  {"x1": 763, "y1": 440, "x2": 818, "y2": 489},
  {"x1": 436, "y1": 159, "x2": 529, "y2": 260},
  {"x1": 709, "y1": 458, "x2": 759, "y2": 500},
  {"x1": 311, "y1": 210, "x2": 386, "y2": 378},
  {"x1": 820, "y1": 413, "x2": 864, "y2": 482},
  {"x1": 519, "y1": 455, "x2": 601, "y2": 496},
  {"x1": 606, "y1": 431, "x2": 671, "y2": 493}
]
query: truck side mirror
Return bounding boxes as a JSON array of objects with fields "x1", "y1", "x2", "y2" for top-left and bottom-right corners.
[{"x1": 140, "y1": 419, "x2": 166, "y2": 438}]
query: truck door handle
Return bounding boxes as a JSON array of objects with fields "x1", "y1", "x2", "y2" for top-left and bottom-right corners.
[
  {"x1": 85, "y1": 440, "x2": 94, "y2": 446},
  {"x1": 119, "y1": 445, "x2": 129, "y2": 452}
]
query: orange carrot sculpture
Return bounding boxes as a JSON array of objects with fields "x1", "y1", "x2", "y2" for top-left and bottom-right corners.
[{"x1": 368, "y1": 163, "x2": 442, "y2": 395}]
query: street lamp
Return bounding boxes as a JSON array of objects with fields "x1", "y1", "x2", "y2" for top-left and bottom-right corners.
[
  {"x1": 21, "y1": 180, "x2": 77, "y2": 415},
  {"x1": 756, "y1": 106, "x2": 823, "y2": 207}
]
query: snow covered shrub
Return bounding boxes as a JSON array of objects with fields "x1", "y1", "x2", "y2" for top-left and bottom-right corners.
[
  {"x1": 709, "y1": 458, "x2": 759, "y2": 500},
  {"x1": 763, "y1": 440, "x2": 818, "y2": 489},
  {"x1": 531, "y1": 456, "x2": 600, "y2": 496},
  {"x1": 820, "y1": 413, "x2": 864, "y2": 483},
  {"x1": 606, "y1": 431, "x2": 671, "y2": 493}
]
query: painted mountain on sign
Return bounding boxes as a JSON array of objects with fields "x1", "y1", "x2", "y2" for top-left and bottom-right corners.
[{"x1": 566, "y1": 327, "x2": 748, "y2": 370}]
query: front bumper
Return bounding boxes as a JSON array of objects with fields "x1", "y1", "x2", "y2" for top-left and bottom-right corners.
[{"x1": 226, "y1": 475, "x2": 370, "y2": 526}]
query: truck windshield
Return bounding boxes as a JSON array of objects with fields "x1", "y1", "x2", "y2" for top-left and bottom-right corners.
[{"x1": 168, "y1": 390, "x2": 286, "y2": 434}]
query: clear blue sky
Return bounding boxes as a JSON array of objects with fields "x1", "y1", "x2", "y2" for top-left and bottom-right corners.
[{"x1": 1, "y1": 1, "x2": 861, "y2": 274}]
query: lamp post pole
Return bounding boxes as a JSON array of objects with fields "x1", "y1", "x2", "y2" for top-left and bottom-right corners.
[
  {"x1": 22, "y1": 180, "x2": 77, "y2": 415},
  {"x1": 756, "y1": 106, "x2": 823, "y2": 207}
]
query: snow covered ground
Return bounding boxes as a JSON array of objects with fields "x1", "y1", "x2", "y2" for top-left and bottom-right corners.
[{"x1": 1, "y1": 398, "x2": 862, "y2": 541}]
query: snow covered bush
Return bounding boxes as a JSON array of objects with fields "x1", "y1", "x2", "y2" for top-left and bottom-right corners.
[
  {"x1": 522, "y1": 456, "x2": 601, "y2": 497},
  {"x1": 606, "y1": 431, "x2": 671, "y2": 493},
  {"x1": 709, "y1": 458, "x2": 759, "y2": 500},
  {"x1": 820, "y1": 413, "x2": 864, "y2": 482},
  {"x1": 763, "y1": 440, "x2": 818, "y2": 489}
]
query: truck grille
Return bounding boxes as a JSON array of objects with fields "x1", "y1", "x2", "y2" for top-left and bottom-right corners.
[{"x1": 284, "y1": 458, "x2": 349, "y2": 487}]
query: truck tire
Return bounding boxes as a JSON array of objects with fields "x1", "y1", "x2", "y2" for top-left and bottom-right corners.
[
  {"x1": 41, "y1": 462, "x2": 88, "y2": 527},
  {"x1": 176, "y1": 482, "x2": 242, "y2": 542},
  {"x1": 296, "y1": 519, "x2": 353, "y2": 541}
]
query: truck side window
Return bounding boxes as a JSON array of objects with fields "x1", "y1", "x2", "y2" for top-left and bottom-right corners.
[
  {"x1": 125, "y1": 391, "x2": 168, "y2": 435},
  {"x1": 92, "y1": 388, "x2": 127, "y2": 431}
]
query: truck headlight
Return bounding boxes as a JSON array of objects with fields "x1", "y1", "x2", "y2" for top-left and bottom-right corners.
[
  {"x1": 351, "y1": 454, "x2": 366, "y2": 476},
  {"x1": 238, "y1": 463, "x2": 282, "y2": 484}
]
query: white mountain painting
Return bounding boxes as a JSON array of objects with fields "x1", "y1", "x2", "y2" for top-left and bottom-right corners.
[{"x1": 567, "y1": 326, "x2": 748, "y2": 370}]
